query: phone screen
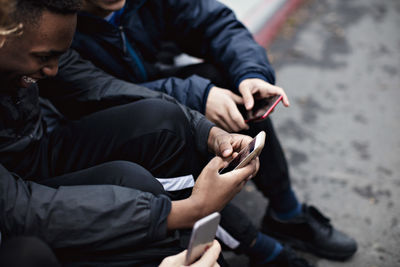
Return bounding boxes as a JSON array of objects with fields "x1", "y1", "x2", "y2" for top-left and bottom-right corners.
[{"x1": 219, "y1": 137, "x2": 256, "y2": 174}]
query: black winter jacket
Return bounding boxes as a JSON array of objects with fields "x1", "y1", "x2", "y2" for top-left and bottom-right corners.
[
  {"x1": 0, "y1": 164, "x2": 173, "y2": 253},
  {"x1": 72, "y1": 0, "x2": 276, "y2": 113},
  {"x1": 0, "y1": 49, "x2": 214, "y2": 252}
]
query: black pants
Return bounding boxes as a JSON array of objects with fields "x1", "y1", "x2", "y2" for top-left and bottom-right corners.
[
  {"x1": 0, "y1": 236, "x2": 60, "y2": 267},
  {"x1": 4, "y1": 99, "x2": 205, "y2": 197},
  {"x1": 158, "y1": 63, "x2": 292, "y2": 203},
  {"x1": 0, "y1": 99, "x2": 251, "y2": 264}
]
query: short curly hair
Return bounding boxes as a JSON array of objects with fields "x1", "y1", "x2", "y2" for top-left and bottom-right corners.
[
  {"x1": 0, "y1": 0, "x2": 18, "y2": 32},
  {"x1": 13, "y1": 0, "x2": 82, "y2": 26}
]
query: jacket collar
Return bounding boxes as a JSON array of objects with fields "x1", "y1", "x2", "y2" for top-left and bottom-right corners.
[
  {"x1": 77, "y1": 11, "x2": 117, "y2": 35},
  {"x1": 77, "y1": 0, "x2": 148, "y2": 34}
]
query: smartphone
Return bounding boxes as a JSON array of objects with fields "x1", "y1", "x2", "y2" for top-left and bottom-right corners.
[
  {"x1": 185, "y1": 212, "x2": 221, "y2": 265},
  {"x1": 219, "y1": 131, "x2": 266, "y2": 174},
  {"x1": 243, "y1": 95, "x2": 283, "y2": 123}
]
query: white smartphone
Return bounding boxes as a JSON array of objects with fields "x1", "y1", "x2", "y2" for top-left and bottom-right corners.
[
  {"x1": 219, "y1": 131, "x2": 266, "y2": 174},
  {"x1": 185, "y1": 212, "x2": 221, "y2": 265}
]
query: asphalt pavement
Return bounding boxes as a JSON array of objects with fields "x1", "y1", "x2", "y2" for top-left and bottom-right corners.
[{"x1": 223, "y1": 0, "x2": 400, "y2": 266}]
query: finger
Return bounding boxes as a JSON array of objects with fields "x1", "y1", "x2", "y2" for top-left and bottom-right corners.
[
  {"x1": 247, "y1": 157, "x2": 259, "y2": 180},
  {"x1": 192, "y1": 240, "x2": 221, "y2": 267},
  {"x1": 281, "y1": 93, "x2": 290, "y2": 107},
  {"x1": 229, "y1": 134, "x2": 253, "y2": 152},
  {"x1": 276, "y1": 88, "x2": 290, "y2": 107},
  {"x1": 222, "y1": 117, "x2": 240, "y2": 133},
  {"x1": 215, "y1": 116, "x2": 234, "y2": 133},
  {"x1": 216, "y1": 136, "x2": 233, "y2": 158},
  {"x1": 218, "y1": 96, "x2": 246, "y2": 132},
  {"x1": 227, "y1": 105, "x2": 249, "y2": 131},
  {"x1": 229, "y1": 92, "x2": 244, "y2": 105},
  {"x1": 222, "y1": 111, "x2": 243, "y2": 133},
  {"x1": 262, "y1": 83, "x2": 290, "y2": 107},
  {"x1": 223, "y1": 160, "x2": 256, "y2": 183},
  {"x1": 207, "y1": 156, "x2": 227, "y2": 171},
  {"x1": 159, "y1": 250, "x2": 187, "y2": 267},
  {"x1": 218, "y1": 105, "x2": 240, "y2": 132},
  {"x1": 239, "y1": 86, "x2": 255, "y2": 110},
  {"x1": 241, "y1": 158, "x2": 258, "y2": 178},
  {"x1": 172, "y1": 249, "x2": 187, "y2": 261}
]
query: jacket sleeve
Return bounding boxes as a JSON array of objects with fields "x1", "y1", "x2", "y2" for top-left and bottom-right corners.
[
  {"x1": 162, "y1": 0, "x2": 276, "y2": 88},
  {"x1": 0, "y1": 164, "x2": 171, "y2": 250},
  {"x1": 140, "y1": 75, "x2": 212, "y2": 114},
  {"x1": 39, "y1": 49, "x2": 215, "y2": 156}
]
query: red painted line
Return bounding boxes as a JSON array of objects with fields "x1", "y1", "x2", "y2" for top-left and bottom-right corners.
[
  {"x1": 241, "y1": 0, "x2": 277, "y2": 28},
  {"x1": 254, "y1": 0, "x2": 303, "y2": 47}
]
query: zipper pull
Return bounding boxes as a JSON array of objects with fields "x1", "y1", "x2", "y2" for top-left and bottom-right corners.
[{"x1": 119, "y1": 26, "x2": 127, "y2": 53}]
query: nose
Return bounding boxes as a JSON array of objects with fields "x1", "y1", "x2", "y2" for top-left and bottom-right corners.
[{"x1": 41, "y1": 59, "x2": 59, "y2": 77}]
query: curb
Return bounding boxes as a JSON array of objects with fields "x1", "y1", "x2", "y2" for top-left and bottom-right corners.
[
  {"x1": 221, "y1": 0, "x2": 304, "y2": 47},
  {"x1": 252, "y1": 0, "x2": 303, "y2": 47}
]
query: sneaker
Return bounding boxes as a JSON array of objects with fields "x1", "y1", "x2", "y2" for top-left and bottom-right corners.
[
  {"x1": 261, "y1": 204, "x2": 357, "y2": 261},
  {"x1": 250, "y1": 246, "x2": 314, "y2": 267}
]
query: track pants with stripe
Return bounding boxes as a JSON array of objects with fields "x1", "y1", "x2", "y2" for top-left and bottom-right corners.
[{"x1": 1, "y1": 98, "x2": 259, "y2": 265}]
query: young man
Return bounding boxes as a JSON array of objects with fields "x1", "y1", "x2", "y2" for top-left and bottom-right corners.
[
  {"x1": 0, "y1": 0, "x2": 259, "y2": 265},
  {"x1": 0, "y1": 2, "x2": 61, "y2": 265},
  {"x1": 60, "y1": 0, "x2": 358, "y2": 264}
]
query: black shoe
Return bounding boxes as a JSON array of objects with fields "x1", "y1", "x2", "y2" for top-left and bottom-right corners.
[
  {"x1": 250, "y1": 246, "x2": 314, "y2": 267},
  {"x1": 261, "y1": 204, "x2": 357, "y2": 261}
]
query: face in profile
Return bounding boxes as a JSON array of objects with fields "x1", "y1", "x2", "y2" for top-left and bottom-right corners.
[
  {"x1": 0, "y1": 10, "x2": 76, "y2": 89},
  {"x1": 83, "y1": 0, "x2": 126, "y2": 17}
]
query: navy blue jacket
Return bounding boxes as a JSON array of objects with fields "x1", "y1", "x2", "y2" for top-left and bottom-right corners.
[{"x1": 72, "y1": 0, "x2": 276, "y2": 113}]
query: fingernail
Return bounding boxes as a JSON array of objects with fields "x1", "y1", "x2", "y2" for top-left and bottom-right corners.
[{"x1": 223, "y1": 149, "x2": 231, "y2": 157}]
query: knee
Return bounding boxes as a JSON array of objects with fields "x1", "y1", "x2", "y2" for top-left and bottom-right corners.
[
  {"x1": 138, "y1": 99, "x2": 190, "y2": 134},
  {"x1": 144, "y1": 99, "x2": 186, "y2": 121},
  {"x1": 104, "y1": 161, "x2": 166, "y2": 196}
]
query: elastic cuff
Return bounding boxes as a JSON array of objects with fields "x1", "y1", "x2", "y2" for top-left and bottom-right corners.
[
  {"x1": 235, "y1": 73, "x2": 269, "y2": 89},
  {"x1": 196, "y1": 118, "x2": 215, "y2": 156},
  {"x1": 148, "y1": 194, "x2": 172, "y2": 242},
  {"x1": 202, "y1": 83, "x2": 214, "y2": 114}
]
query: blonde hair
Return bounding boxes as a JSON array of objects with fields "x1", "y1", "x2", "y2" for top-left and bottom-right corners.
[{"x1": 0, "y1": 0, "x2": 23, "y2": 36}]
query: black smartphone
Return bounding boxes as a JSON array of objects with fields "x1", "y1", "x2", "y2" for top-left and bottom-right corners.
[
  {"x1": 219, "y1": 131, "x2": 266, "y2": 174},
  {"x1": 240, "y1": 95, "x2": 283, "y2": 123}
]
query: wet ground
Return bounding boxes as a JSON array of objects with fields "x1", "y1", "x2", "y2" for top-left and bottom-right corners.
[{"x1": 223, "y1": 0, "x2": 400, "y2": 266}]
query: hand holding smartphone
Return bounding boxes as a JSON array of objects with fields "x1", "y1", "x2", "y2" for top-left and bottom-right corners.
[
  {"x1": 219, "y1": 131, "x2": 266, "y2": 174},
  {"x1": 185, "y1": 212, "x2": 221, "y2": 265},
  {"x1": 240, "y1": 95, "x2": 283, "y2": 123}
]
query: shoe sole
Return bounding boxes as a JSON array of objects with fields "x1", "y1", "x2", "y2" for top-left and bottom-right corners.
[{"x1": 263, "y1": 230, "x2": 356, "y2": 261}]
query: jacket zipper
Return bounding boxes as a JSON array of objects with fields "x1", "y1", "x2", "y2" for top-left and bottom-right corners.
[{"x1": 118, "y1": 26, "x2": 148, "y2": 81}]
